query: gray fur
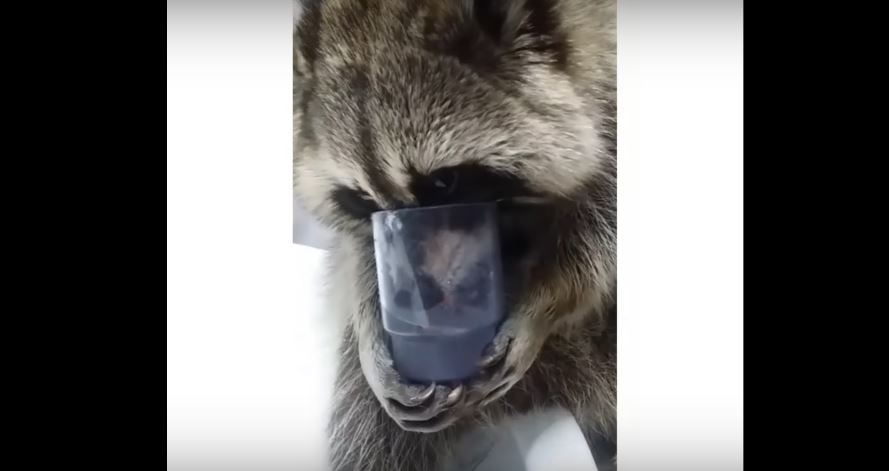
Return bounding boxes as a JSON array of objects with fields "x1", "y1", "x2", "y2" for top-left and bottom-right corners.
[{"x1": 294, "y1": 0, "x2": 616, "y2": 469}]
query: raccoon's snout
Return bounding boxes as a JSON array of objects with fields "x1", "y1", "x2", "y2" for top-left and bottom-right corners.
[
  {"x1": 390, "y1": 269, "x2": 492, "y2": 313},
  {"x1": 416, "y1": 272, "x2": 445, "y2": 309}
]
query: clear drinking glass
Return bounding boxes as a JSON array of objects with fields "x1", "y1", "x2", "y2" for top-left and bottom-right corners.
[{"x1": 372, "y1": 202, "x2": 505, "y2": 383}]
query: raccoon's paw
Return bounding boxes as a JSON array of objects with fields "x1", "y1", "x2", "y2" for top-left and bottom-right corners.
[
  {"x1": 382, "y1": 378, "x2": 466, "y2": 433},
  {"x1": 360, "y1": 314, "x2": 545, "y2": 431},
  {"x1": 466, "y1": 315, "x2": 545, "y2": 407},
  {"x1": 363, "y1": 336, "x2": 465, "y2": 433}
]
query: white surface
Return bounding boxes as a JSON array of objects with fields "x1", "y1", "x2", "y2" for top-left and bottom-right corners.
[
  {"x1": 167, "y1": 235, "x2": 336, "y2": 469},
  {"x1": 618, "y1": 1, "x2": 743, "y2": 469},
  {"x1": 447, "y1": 408, "x2": 598, "y2": 471},
  {"x1": 293, "y1": 196, "x2": 334, "y2": 249}
]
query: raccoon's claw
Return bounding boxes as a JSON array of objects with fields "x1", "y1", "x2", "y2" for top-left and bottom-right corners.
[
  {"x1": 465, "y1": 318, "x2": 538, "y2": 408},
  {"x1": 478, "y1": 336, "x2": 512, "y2": 370},
  {"x1": 387, "y1": 381, "x2": 436, "y2": 407},
  {"x1": 364, "y1": 332, "x2": 467, "y2": 433},
  {"x1": 469, "y1": 353, "x2": 521, "y2": 407},
  {"x1": 382, "y1": 380, "x2": 465, "y2": 433}
]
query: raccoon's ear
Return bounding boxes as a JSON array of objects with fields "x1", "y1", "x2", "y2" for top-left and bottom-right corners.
[
  {"x1": 467, "y1": 0, "x2": 527, "y2": 44},
  {"x1": 468, "y1": 0, "x2": 562, "y2": 43},
  {"x1": 465, "y1": 0, "x2": 568, "y2": 67}
]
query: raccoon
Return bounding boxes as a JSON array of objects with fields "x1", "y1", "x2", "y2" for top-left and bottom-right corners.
[{"x1": 293, "y1": 0, "x2": 616, "y2": 469}]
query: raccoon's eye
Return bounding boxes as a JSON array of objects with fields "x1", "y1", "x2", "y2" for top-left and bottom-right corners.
[
  {"x1": 430, "y1": 168, "x2": 459, "y2": 195},
  {"x1": 331, "y1": 185, "x2": 381, "y2": 219},
  {"x1": 411, "y1": 164, "x2": 534, "y2": 207}
]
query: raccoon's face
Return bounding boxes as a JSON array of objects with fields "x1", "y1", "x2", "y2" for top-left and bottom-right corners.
[{"x1": 295, "y1": 0, "x2": 615, "y2": 305}]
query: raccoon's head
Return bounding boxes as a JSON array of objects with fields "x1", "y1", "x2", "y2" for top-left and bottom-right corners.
[{"x1": 295, "y1": 0, "x2": 616, "y2": 319}]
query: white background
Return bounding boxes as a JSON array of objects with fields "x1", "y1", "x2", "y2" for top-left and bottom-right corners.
[{"x1": 167, "y1": 1, "x2": 743, "y2": 470}]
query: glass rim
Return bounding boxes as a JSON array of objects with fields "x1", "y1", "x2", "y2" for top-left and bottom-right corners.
[{"x1": 371, "y1": 201, "x2": 498, "y2": 218}]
